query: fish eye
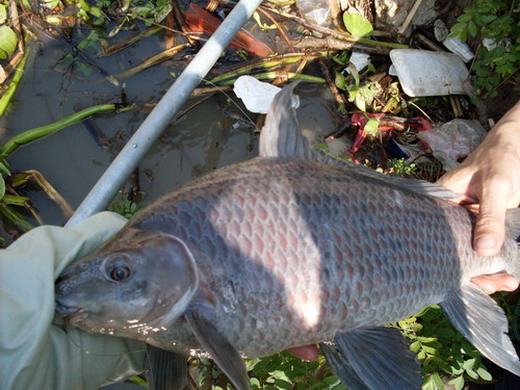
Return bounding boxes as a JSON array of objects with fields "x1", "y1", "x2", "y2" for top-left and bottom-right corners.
[
  {"x1": 109, "y1": 266, "x2": 131, "y2": 281},
  {"x1": 102, "y1": 254, "x2": 133, "y2": 282}
]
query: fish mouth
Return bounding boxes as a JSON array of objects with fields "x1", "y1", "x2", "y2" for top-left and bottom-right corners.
[{"x1": 54, "y1": 298, "x2": 88, "y2": 327}]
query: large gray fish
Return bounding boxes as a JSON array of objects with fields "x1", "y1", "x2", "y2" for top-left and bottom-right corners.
[{"x1": 56, "y1": 87, "x2": 520, "y2": 390}]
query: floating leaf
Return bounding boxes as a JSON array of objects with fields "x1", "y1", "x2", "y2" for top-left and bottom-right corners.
[
  {"x1": 0, "y1": 26, "x2": 17, "y2": 60},
  {"x1": 343, "y1": 13, "x2": 373, "y2": 38}
]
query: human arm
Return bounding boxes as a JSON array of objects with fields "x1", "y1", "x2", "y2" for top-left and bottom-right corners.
[
  {"x1": 436, "y1": 101, "x2": 520, "y2": 293},
  {"x1": 0, "y1": 212, "x2": 146, "y2": 390}
]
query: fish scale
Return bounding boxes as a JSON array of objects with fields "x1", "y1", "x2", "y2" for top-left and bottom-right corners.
[
  {"x1": 56, "y1": 156, "x2": 520, "y2": 389},
  {"x1": 101, "y1": 158, "x2": 511, "y2": 354}
]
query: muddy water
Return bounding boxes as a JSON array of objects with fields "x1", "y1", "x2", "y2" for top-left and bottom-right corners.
[{"x1": 1, "y1": 33, "x2": 338, "y2": 237}]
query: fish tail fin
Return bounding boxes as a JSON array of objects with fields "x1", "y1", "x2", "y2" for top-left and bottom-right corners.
[
  {"x1": 506, "y1": 208, "x2": 520, "y2": 280},
  {"x1": 441, "y1": 283, "x2": 520, "y2": 376}
]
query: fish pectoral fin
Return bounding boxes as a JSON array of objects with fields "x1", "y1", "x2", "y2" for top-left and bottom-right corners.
[
  {"x1": 320, "y1": 342, "x2": 370, "y2": 390},
  {"x1": 330, "y1": 327, "x2": 422, "y2": 390},
  {"x1": 185, "y1": 308, "x2": 250, "y2": 390},
  {"x1": 146, "y1": 345, "x2": 187, "y2": 390},
  {"x1": 441, "y1": 283, "x2": 520, "y2": 375}
]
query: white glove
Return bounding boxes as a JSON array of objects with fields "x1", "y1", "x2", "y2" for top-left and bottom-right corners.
[{"x1": 0, "y1": 211, "x2": 146, "y2": 390}]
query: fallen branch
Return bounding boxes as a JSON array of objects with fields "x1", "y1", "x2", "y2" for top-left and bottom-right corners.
[
  {"x1": 295, "y1": 37, "x2": 394, "y2": 55},
  {"x1": 13, "y1": 170, "x2": 74, "y2": 218}
]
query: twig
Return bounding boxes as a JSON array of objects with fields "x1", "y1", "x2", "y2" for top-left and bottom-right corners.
[
  {"x1": 117, "y1": 43, "x2": 191, "y2": 79},
  {"x1": 257, "y1": 6, "x2": 295, "y2": 53},
  {"x1": 265, "y1": 6, "x2": 408, "y2": 49},
  {"x1": 16, "y1": 170, "x2": 74, "y2": 218},
  {"x1": 295, "y1": 37, "x2": 393, "y2": 55},
  {"x1": 398, "y1": 0, "x2": 424, "y2": 35},
  {"x1": 318, "y1": 58, "x2": 347, "y2": 106},
  {"x1": 191, "y1": 85, "x2": 233, "y2": 96},
  {"x1": 172, "y1": 0, "x2": 199, "y2": 46},
  {"x1": 98, "y1": 27, "x2": 162, "y2": 57},
  {"x1": 9, "y1": 0, "x2": 24, "y2": 52}
]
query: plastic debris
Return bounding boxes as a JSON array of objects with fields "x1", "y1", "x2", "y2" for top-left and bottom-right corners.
[
  {"x1": 389, "y1": 49, "x2": 469, "y2": 96},
  {"x1": 233, "y1": 76, "x2": 281, "y2": 114},
  {"x1": 418, "y1": 119, "x2": 487, "y2": 171},
  {"x1": 185, "y1": 3, "x2": 272, "y2": 57},
  {"x1": 295, "y1": 0, "x2": 331, "y2": 25},
  {"x1": 433, "y1": 20, "x2": 474, "y2": 62},
  {"x1": 346, "y1": 52, "x2": 370, "y2": 73}
]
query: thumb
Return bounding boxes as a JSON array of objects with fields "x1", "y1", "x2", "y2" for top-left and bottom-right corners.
[{"x1": 473, "y1": 186, "x2": 508, "y2": 256}]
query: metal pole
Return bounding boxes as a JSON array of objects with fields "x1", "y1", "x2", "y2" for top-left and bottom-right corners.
[{"x1": 66, "y1": 0, "x2": 263, "y2": 227}]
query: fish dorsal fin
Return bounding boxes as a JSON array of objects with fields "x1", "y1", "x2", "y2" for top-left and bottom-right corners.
[
  {"x1": 260, "y1": 82, "x2": 460, "y2": 202},
  {"x1": 330, "y1": 327, "x2": 422, "y2": 390},
  {"x1": 506, "y1": 208, "x2": 520, "y2": 242},
  {"x1": 320, "y1": 342, "x2": 370, "y2": 390},
  {"x1": 441, "y1": 283, "x2": 520, "y2": 375},
  {"x1": 352, "y1": 168, "x2": 461, "y2": 201},
  {"x1": 146, "y1": 345, "x2": 187, "y2": 390},
  {"x1": 185, "y1": 302, "x2": 250, "y2": 390}
]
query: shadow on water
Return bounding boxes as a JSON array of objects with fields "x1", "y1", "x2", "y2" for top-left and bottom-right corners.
[{"x1": 1, "y1": 33, "x2": 257, "y2": 234}]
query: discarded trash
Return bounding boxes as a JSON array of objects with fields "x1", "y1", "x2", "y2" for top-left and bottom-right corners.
[
  {"x1": 295, "y1": 0, "x2": 331, "y2": 26},
  {"x1": 433, "y1": 20, "x2": 474, "y2": 62},
  {"x1": 389, "y1": 49, "x2": 469, "y2": 96},
  {"x1": 184, "y1": 3, "x2": 272, "y2": 57},
  {"x1": 418, "y1": 119, "x2": 487, "y2": 171},
  {"x1": 346, "y1": 52, "x2": 370, "y2": 73},
  {"x1": 233, "y1": 76, "x2": 281, "y2": 114}
]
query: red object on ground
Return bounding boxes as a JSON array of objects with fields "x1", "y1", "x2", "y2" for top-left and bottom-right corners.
[
  {"x1": 184, "y1": 3, "x2": 272, "y2": 57},
  {"x1": 350, "y1": 112, "x2": 432, "y2": 153}
]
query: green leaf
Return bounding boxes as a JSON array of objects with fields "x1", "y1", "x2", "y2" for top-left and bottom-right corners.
[
  {"x1": 0, "y1": 26, "x2": 17, "y2": 60},
  {"x1": 462, "y1": 358, "x2": 476, "y2": 370},
  {"x1": 448, "y1": 375, "x2": 465, "y2": 390},
  {"x1": 2, "y1": 194, "x2": 29, "y2": 206},
  {"x1": 417, "y1": 336, "x2": 438, "y2": 343},
  {"x1": 0, "y1": 159, "x2": 10, "y2": 176},
  {"x1": 410, "y1": 340, "x2": 421, "y2": 352},
  {"x1": 335, "y1": 72, "x2": 347, "y2": 91},
  {"x1": 467, "y1": 21, "x2": 478, "y2": 36},
  {"x1": 431, "y1": 372, "x2": 444, "y2": 389},
  {"x1": 465, "y1": 367, "x2": 479, "y2": 380},
  {"x1": 343, "y1": 13, "x2": 373, "y2": 38},
  {"x1": 364, "y1": 118, "x2": 379, "y2": 135},
  {"x1": 476, "y1": 366, "x2": 492, "y2": 381},
  {"x1": 0, "y1": 177, "x2": 5, "y2": 200}
]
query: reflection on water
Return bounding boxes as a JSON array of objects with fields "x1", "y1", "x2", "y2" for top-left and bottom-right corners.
[{"x1": 1, "y1": 34, "x2": 338, "y2": 240}]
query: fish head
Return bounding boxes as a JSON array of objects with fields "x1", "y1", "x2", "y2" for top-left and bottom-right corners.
[{"x1": 55, "y1": 228, "x2": 199, "y2": 338}]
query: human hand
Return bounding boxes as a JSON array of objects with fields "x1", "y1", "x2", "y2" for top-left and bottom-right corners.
[
  {"x1": 436, "y1": 101, "x2": 520, "y2": 293},
  {"x1": 0, "y1": 212, "x2": 145, "y2": 390}
]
